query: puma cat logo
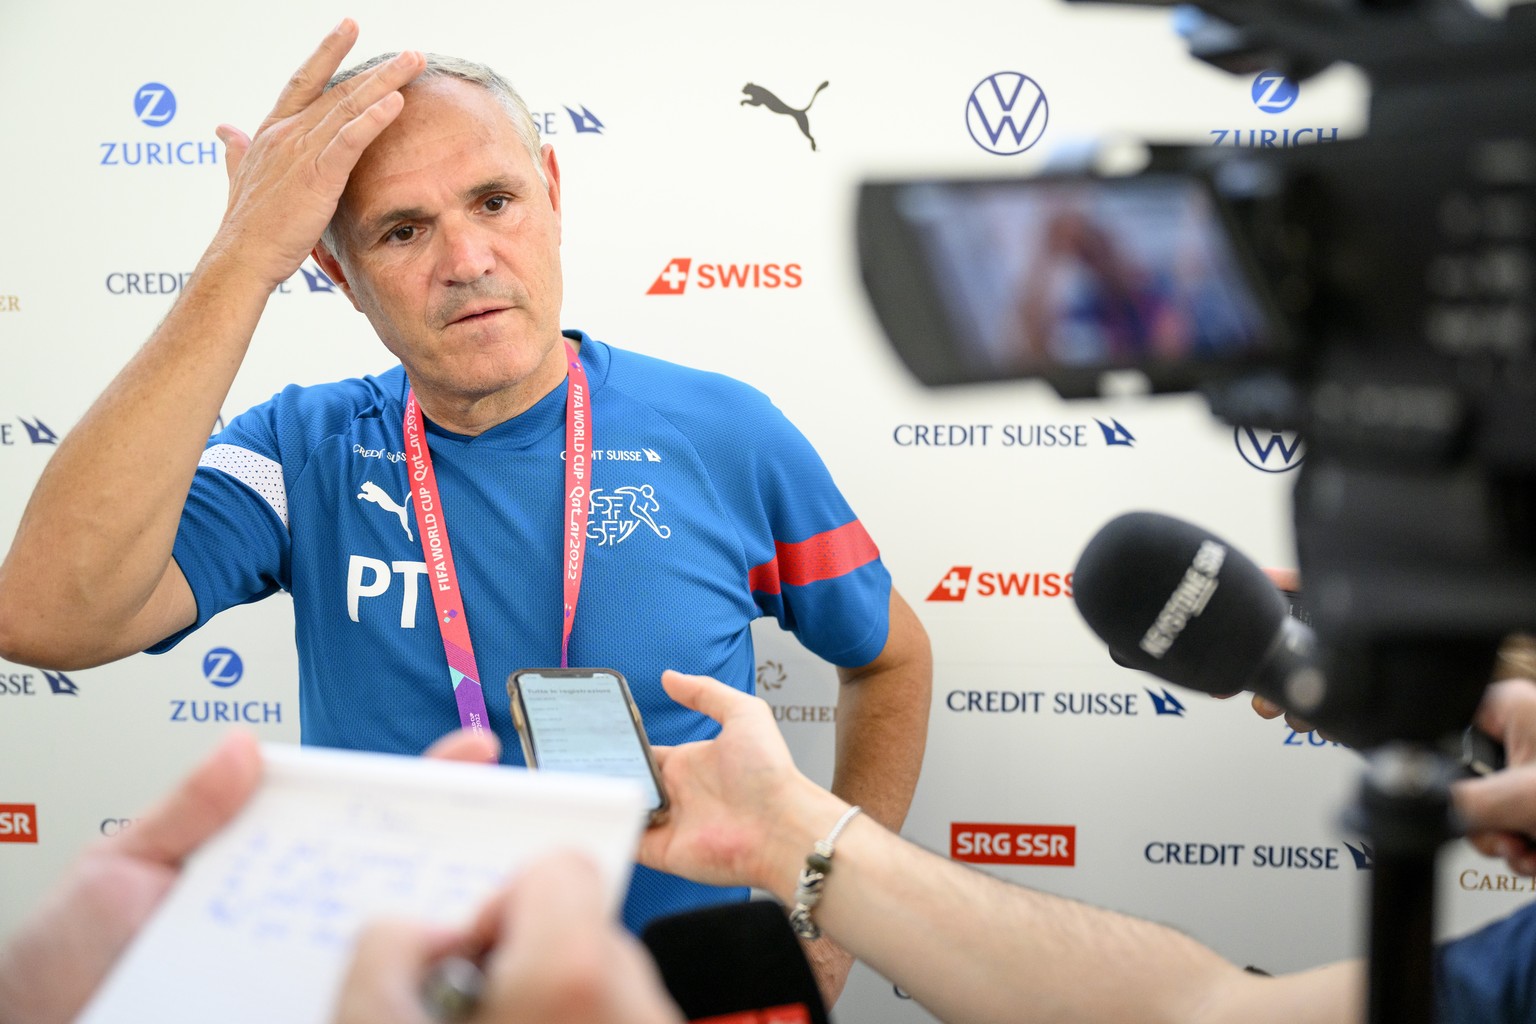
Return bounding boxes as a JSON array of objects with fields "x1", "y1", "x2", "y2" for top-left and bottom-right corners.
[{"x1": 740, "y1": 81, "x2": 829, "y2": 151}]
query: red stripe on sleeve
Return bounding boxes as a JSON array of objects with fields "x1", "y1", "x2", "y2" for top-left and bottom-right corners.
[{"x1": 748, "y1": 520, "x2": 879, "y2": 595}]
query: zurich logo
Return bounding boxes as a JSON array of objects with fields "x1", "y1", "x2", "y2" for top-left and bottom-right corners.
[
  {"x1": 133, "y1": 83, "x2": 178, "y2": 127},
  {"x1": 1235, "y1": 426, "x2": 1305, "y2": 473},
  {"x1": 966, "y1": 72, "x2": 1049, "y2": 155},
  {"x1": 202, "y1": 647, "x2": 244, "y2": 688},
  {"x1": 1250, "y1": 72, "x2": 1299, "y2": 114}
]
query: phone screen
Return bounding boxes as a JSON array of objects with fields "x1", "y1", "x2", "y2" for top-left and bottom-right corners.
[{"x1": 511, "y1": 670, "x2": 664, "y2": 813}]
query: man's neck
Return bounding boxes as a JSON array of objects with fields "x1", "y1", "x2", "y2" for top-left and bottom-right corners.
[{"x1": 411, "y1": 338, "x2": 575, "y2": 437}]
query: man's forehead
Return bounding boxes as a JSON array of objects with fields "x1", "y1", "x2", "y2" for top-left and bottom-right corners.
[{"x1": 345, "y1": 80, "x2": 532, "y2": 204}]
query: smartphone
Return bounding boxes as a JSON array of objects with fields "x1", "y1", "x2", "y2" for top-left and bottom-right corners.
[{"x1": 507, "y1": 668, "x2": 668, "y2": 822}]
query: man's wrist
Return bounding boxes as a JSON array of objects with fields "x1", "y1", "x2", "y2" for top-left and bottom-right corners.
[{"x1": 752, "y1": 781, "x2": 853, "y2": 905}]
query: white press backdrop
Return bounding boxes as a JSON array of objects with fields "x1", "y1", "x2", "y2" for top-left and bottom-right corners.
[{"x1": 1, "y1": 2, "x2": 1529, "y2": 1021}]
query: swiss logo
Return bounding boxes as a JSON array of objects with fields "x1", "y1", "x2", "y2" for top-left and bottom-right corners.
[
  {"x1": 645, "y1": 258, "x2": 802, "y2": 295},
  {"x1": 648, "y1": 258, "x2": 692, "y2": 295},
  {"x1": 927, "y1": 566, "x2": 971, "y2": 602}
]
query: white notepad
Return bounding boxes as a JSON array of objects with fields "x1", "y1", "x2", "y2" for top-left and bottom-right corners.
[{"x1": 76, "y1": 743, "x2": 647, "y2": 1024}]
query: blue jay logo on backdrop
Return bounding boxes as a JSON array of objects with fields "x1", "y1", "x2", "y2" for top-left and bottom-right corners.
[
  {"x1": 1235, "y1": 426, "x2": 1305, "y2": 472},
  {"x1": 529, "y1": 104, "x2": 606, "y2": 136},
  {"x1": 1145, "y1": 687, "x2": 1187, "y2": 716},
  {"x1": 133, "y1": 83, "x2": 177, "y2": 126},
  {"x1": 0, "y1": 417, "x2": 60, "y2": 448},
  {"x1": 1250, "y1": 71, "x2": 1300, "y2": 114},
  {"x1": 1094, "y1": 418, "x2": 1136, "y2": 447},
  {"x1": 102, "y1": 83, "x2": 218, "y2": 167},
  {"x1": 202, "y1": 648, "x2": 245, "y2": 688},
  {"x1": 0, "y1": 668, "x2": 79, "y2": 697},
  {"x1": 966, "y1": 72, "x2": 1049, "y2": 155},
  {"x1": 1343, "y1": 841, "x2": 1375, "y2": 871},
  {"x1": 740, "y1": 81, "x2": 829, "y2": 151}
]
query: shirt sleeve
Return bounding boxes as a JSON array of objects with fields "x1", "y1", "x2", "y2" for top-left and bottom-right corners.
[
  {"x1": 728, "y1": 389, "x2": 892, "y2": 668},
  {"x1": 1435, "y1": 902, "x2": 1536, "y2": 1023},
  {"x1": 145, "y1": 403, "x2": 294, "y2": 653}
]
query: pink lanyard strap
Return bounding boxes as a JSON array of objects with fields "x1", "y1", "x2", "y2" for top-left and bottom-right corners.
[{"x1": 402, "y1": 341, "x2": 591, "y2": 734}]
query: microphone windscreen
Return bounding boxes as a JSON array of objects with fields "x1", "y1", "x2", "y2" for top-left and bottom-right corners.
[
  {"x1": 1073, "y1": 511, "x2": 1289, "y2": 695},
  {"x1": 641, "y1": 900, "x2": 829, "y2": 1024}
]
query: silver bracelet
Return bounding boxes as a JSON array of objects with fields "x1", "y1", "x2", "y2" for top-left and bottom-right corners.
[{"x1": 788, "y1": 804, "x2": 862, "y2": 940}]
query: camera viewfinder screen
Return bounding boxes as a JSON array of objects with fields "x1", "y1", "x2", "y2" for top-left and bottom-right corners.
[{"x1": 893, "y1": 176, "x2": 1269, "y2": 378}]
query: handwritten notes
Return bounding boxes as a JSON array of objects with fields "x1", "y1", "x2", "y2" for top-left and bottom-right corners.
[{"x1": 77, "y1": 743, "x2": 646, "y2": 1024}]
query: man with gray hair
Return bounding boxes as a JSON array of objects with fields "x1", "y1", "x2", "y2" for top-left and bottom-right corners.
[{"x1": 0, "y1": 20, "x2": 931, "y2": 1001}]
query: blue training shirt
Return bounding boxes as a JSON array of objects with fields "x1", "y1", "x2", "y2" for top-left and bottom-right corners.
[{"x1": 151, "y1": 331, "x2": 894, "y2": 930}]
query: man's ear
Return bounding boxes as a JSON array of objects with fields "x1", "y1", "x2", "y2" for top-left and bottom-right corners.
[
  {"x1": 541, "y1": 143, "x2": 562, "y2": 240},
  {"x1": 311, "y1": 243, "x2": 362, "y2": 312}
]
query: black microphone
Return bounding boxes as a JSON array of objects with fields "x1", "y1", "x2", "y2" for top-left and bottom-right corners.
[
  {"x1": 641, "y1": 900, "x2": 828, "y2": 1024},
  {"x1": 1071, "y1": 511, "x2": 1511, "y2": 763},
  {"x1": 1072, "y1": 511, "x2": 1321, "y2": 705}
]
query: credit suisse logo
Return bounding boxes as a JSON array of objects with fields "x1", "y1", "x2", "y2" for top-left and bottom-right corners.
[
  {"x1": 1, "y1": 418, "x2": 60, "y2": 447},
  {"x1": 102, "y1": 83, "x2": 220, "y2": 167},
  {"x1": 107, "y1": 261, "x2": 336, "y2": 298},
  {"x1": 892, "y1": 419, "x2": 1135, "y2": 449},
  {"x1": 0, "y1": 804, "x2": 39, "y2": 844},
  {"x1": 646, "y1": 258, "x2": 803, "y2": 295},
  {"x1": 952, "y1": 823, "x2": 1075, "y2": 866},
  {"x1": 0, "y1": 667, "x2": 79, "y2": 696},
  {"x1": 945, "y1": 686, "x2": 1188, "y2": 719},
  {"x1": 529, "y1": 104, "x2": 606, "y2": 136},
  {"x1": 926, "y1": 566, "x2": 1072, "y2": 602},
  {"x1": 1144, "y1": 839, "x2": 1373, "y2": 871},
  {"x1": 965, "y1": 72, "x2": 1049, "y2": 155}
]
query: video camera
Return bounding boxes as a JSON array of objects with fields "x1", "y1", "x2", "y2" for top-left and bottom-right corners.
[{"x1": 857, "y1": 0, "x2": 1536, "y2": 748}]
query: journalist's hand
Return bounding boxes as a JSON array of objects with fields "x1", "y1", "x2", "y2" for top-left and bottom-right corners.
[
  {"x1": 208, "y1": 20, "x2": 424, "y2": 291},
  {"x1": 334, "y1": 856, "x2": 682, "y2": 1024},
  {"x1": 638, "y1": 671, "x2": 847, "y2": 900},
  {"x1": 1455, "y1": 678, "x2": 1536, "y2": 875},
  {"x1": 0, "y1": 727, "x2": 497, "y2": 1024}
]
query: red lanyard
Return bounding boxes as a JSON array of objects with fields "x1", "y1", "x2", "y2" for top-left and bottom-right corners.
[{"x1": 402, "y1": 341, "x2": 591, "y2": 734}]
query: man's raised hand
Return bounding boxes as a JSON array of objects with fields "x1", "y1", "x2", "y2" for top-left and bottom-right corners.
[{"x1": 209, "y1": 20, "x2": 423, "y2": 291}]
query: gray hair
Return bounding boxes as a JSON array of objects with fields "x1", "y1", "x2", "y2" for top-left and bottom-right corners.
[{"x1": 320, "y1": 53, "x2": 546, "y2": 257}]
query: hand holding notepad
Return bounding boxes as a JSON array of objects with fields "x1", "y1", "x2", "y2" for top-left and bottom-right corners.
[{"x1": 74, "y1": 743, "x2": 648, "y2": 1024}]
